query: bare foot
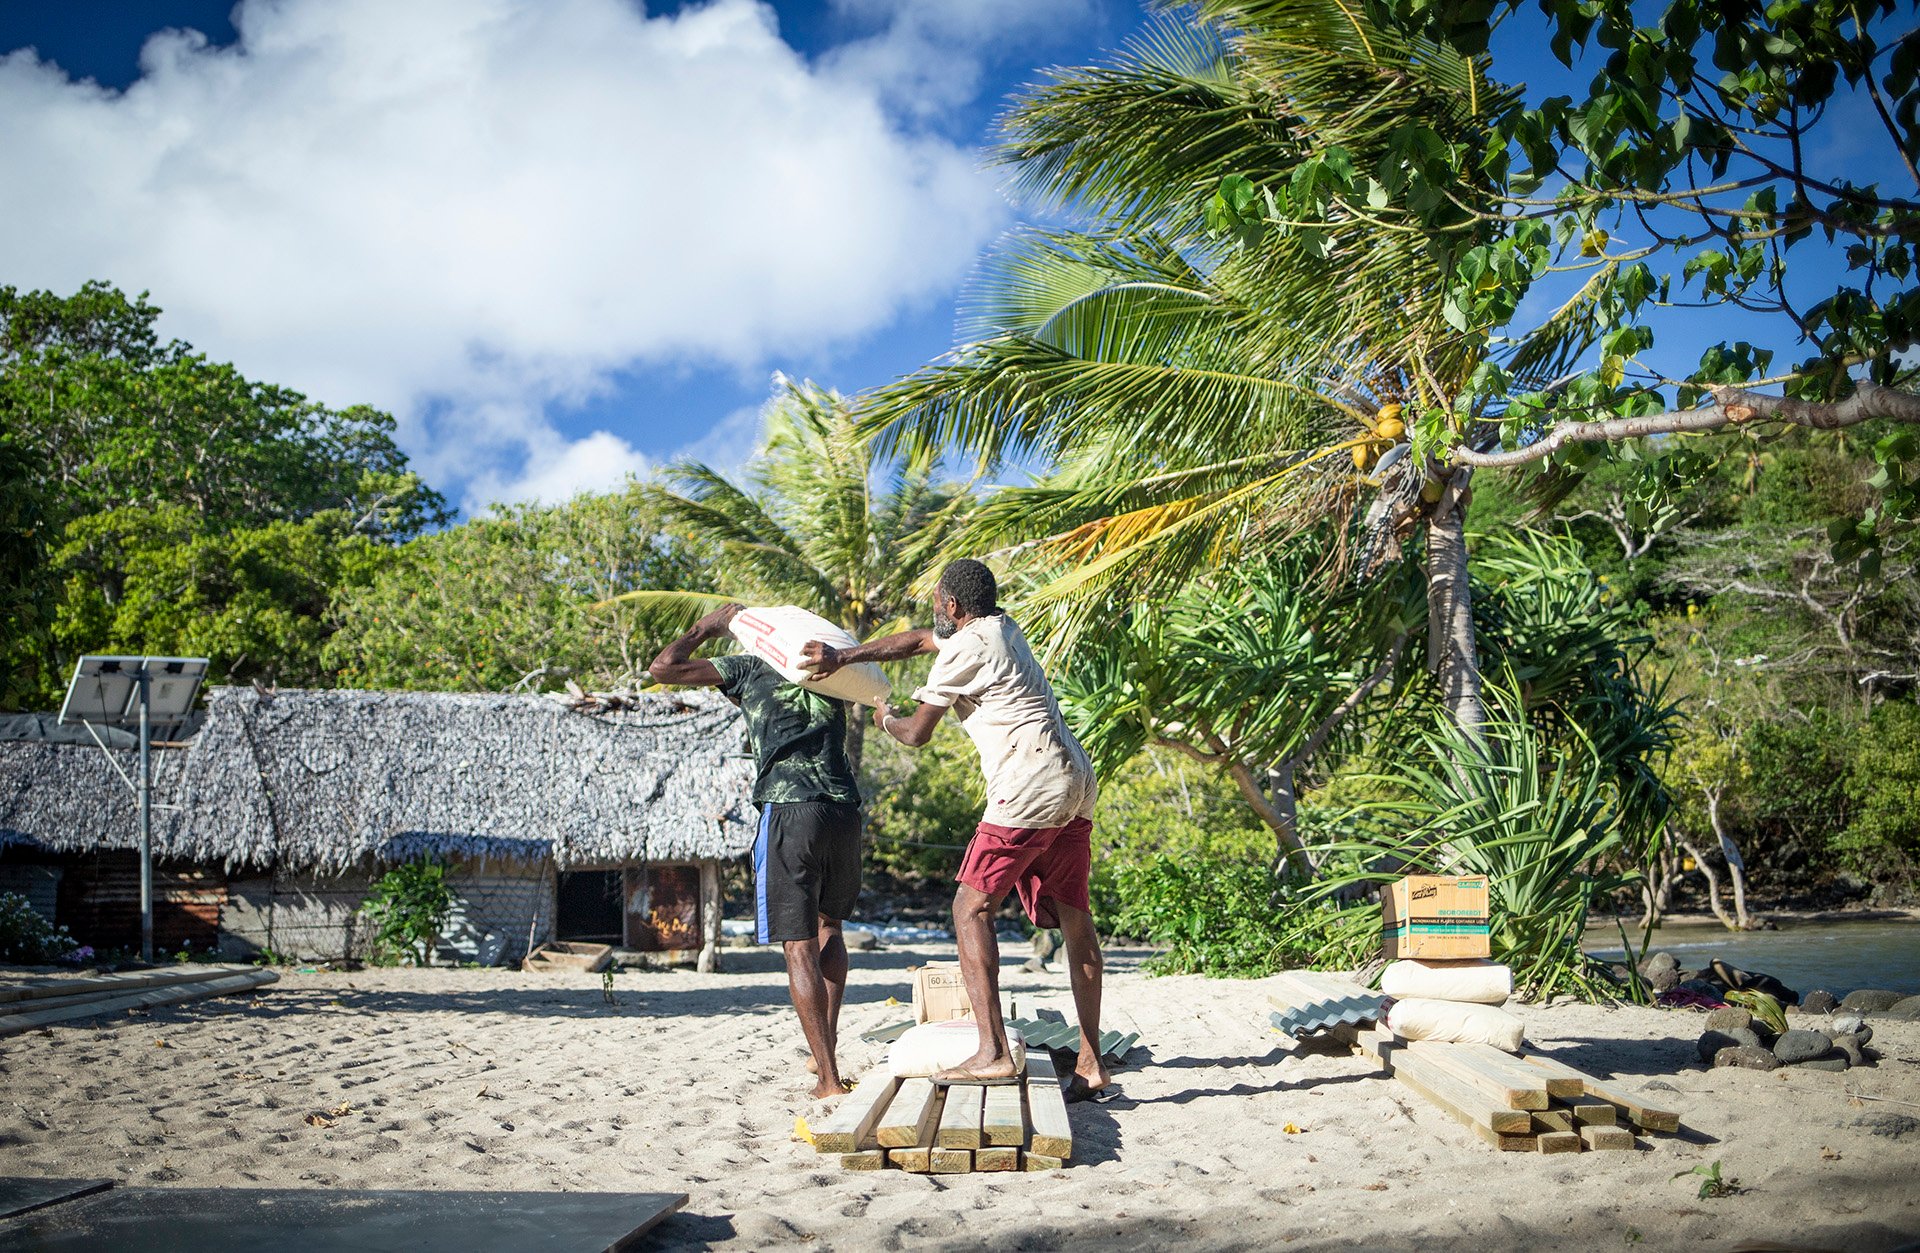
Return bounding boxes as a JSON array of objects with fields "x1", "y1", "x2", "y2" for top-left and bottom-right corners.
[
  {"x1": 932, "y1": 1047, "x2": 1019, "y2": 1084},
  {"x1": 1073, "y1": 1050, "x2": 1112, "y2": 1095},
  {"x1": 810, "y1": 1077, "x2": 852, "y2": 1099}
]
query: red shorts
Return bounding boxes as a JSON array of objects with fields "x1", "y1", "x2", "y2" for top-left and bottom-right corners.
[{"x1": 957, "y1": 815, "x2": 1093, "y2": 929}]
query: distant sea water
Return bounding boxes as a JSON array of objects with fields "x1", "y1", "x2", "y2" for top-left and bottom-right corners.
[{"x1": 1585, "y1": 916, "x2": 1920, "y2": 997}]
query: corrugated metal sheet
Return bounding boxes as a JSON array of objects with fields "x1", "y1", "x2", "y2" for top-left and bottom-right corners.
[{"x1": 1268, "y1": 994, "x2": 1388, "y2": 1039}]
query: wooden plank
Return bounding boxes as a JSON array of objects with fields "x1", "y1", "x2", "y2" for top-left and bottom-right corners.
[
  {"x1": 1369, "y1": 1036, "x2": 1532, "y2": 1135},
  {"x1": 888, "y1": 1147, "x2": 932, "y2": 1172},
  {"x1": 0, "y1": 964, "x2": 257, "y2": 1008},
  {"x1": 1024, "y1": 1055, "x2": 1073, "y2": 1160},
  {"x1": 1537, "y1": 1131, "x2": 1583, "y2": 1154},
  {"x1": 0, "y1": 970, "x2": 276, "y2": 1038},
  {"x1": 1530, "y1": 1109, "x2": 1574, "y2": 1134},
  {"x1": 1580, "y1": 1125, "x2": 1635, "y2": 1152},
  {"x1": 974, "y1": 1147, "x2": 1020, "y2": 1172},
  {"x1": 1405, "y1": 1042, "x2": 1550, "y2": 1111},
  {"x1": 1024, "y1": 1152, "x2": 1065, "y2": 1172},
  {"x1": 929, "y1": 1149, "x2": 973, "y2": 1174},
  {"x1": 1516, "y1": 1054, "x2": 1679, "y2": 1132},
  {"x1": 839, "y1": 1150, "x2": 887, "y2": 1171},
  {"x1": 1387, "y1": 1050, "x2": 1535, "y2": 1139},
  {"x1": 1510, "y1": 1052, "x2": 1591, "y2": 1100},
  {"x1": 1566, "y1": 1099, "x2": 1617, "y2": 1127},
  {"x1": 936, "y1": 1084, "x2": 985, "y2": 1149},
  {"x1": 981, "y1": 1082, "x2": 1025, "y2": 1148},
  {"x1": 811, "y1": 1074, "x2": 901, "y2": 1154},
  {"x1": 876, "y1": 1079, "x2": 943, "y2": 1149}
]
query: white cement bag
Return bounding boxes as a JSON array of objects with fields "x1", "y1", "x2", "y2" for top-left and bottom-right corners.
[
  {"x1": 887, "y1": 1019, "x2": 1027, "y2": 1079},
  {"x1": 1380, "y1": 958, "x2": 1513, "y2": 1006},
  {"x1": 1386, "y1": 997, "x2": 1526, "y2": 1053},
  {"x1": 729, "y1": 606, "x2": 891, "y2": 708}
]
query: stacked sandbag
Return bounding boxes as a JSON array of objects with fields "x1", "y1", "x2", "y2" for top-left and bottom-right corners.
[
  {"x1": 1382, "y1": 957, "x2": 1526, "y2": 1053},
  {"x1": 887, "y1": 1018, "x2": 1027, "y2": 1078}
]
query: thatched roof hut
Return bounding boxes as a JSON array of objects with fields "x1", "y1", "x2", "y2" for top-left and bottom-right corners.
[{"x1": 1, "y1": 686, "x2": 758, "y2": 871}]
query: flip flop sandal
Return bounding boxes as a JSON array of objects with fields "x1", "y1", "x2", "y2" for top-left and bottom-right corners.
[{"x1": 1064, "y1": 1076, "x2": 1115, "y2": 1104}]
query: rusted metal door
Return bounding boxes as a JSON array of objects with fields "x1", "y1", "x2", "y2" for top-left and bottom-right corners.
[{"x1": 624, "y1": 863, "x2": 702, "y2": 951}]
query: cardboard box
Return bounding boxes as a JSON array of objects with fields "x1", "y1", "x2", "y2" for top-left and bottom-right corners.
[
  {"x1": 1381, "y1": 874, "x2": 1491, "y2": 959},
  {"x1": 912, "y1": 962, "x2": 973, "y2": 1023}
]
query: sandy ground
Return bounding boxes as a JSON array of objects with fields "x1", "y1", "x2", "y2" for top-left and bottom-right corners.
[{"x1": 3, "y1": 942, "x2": 1919, "y2": 1251}]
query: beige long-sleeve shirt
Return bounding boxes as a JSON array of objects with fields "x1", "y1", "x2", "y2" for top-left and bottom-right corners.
[{"x1": 912, "y1": 614, "x2": 1097, "y2": 829}]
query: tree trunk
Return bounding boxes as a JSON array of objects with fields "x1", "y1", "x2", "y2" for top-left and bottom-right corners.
[
  {"x1": 1675, "y1": 834, "x2": 1736, "y2": 931},
  {"x1": 1424, "y1": 476, "x2": 1485, "y2": 736},
  {"x1": 1705, "y1": 788, "x2": 1756, "y2": 930},
  {"x1": 1226, "y1": 759, "x2": 1316, "y2": 878}
]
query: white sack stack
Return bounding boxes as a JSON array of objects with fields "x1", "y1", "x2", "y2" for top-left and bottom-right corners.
[
  {"x1": 1380, "y1": 957, "x2": 1513, "y2": 1005},
  {"x1": 1382, "y1": 957, "x2": 1526, "y2": 1052}
]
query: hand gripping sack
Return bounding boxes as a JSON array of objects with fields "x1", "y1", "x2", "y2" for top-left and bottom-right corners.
[
  {"x1": 728, "y1": 606, "x2": 891, "y2": 707},
  {"x1": 887, "y1": 1018, "x2": 1027, "y2": 1079}
]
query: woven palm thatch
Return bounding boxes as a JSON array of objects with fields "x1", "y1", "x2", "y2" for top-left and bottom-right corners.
[{"x1": 0, "y1": 686, "x2": 757, "y2": 871}]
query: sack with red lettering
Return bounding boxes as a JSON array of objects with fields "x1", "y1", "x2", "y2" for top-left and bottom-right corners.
[{"x1": 729, "y1": 606, "x2": 891, "y2": 707}]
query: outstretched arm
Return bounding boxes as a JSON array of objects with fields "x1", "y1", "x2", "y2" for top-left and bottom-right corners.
[
  {"x1": 647, "y1": 603, "x2": 744, "y2": 687},
  {"x1": 873, "y1": 700, "x2": 946, "y2": 748},
  {"x1": 799, "y1": 628, "x2": 937, "y2": 677}
]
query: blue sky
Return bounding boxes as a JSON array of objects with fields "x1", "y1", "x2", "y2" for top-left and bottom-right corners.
[{"x1": 0, "y1": 2, "x2": 1902, "y2": 513}]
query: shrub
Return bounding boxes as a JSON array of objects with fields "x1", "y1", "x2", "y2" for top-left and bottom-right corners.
[
  {"x1": 0, "y1": 891, "x2": 78, "y2": 963},
  {"x1": 1839, "y1": 702, "x2": 1920, "y2": 890},
  {"x1": 1105, "y1": 853, "x2": 1286, "y2": 977},
  {"x1": 360, "y1": 860, "x2": 454, "y2": 966}
]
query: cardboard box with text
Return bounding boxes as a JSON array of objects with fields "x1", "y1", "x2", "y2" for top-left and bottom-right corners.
[{"x1": 1381, "y1": 874, "x2": 1491, "y2": 959}]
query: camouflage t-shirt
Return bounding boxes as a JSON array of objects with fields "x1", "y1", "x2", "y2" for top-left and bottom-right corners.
[{"x1": 710, "y1": 654, "x2": 861, "y2": 807}]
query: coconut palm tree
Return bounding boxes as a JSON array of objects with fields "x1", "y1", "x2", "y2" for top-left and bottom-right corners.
[
  {"x1": 622, "y1": 378, "x2": 971, "y2": 771},
  {"x1": 862, "y1": 1, "x2": 1593, "y2": 737}
]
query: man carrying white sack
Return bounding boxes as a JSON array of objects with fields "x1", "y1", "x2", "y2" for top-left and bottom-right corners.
[
  {"x1": 649, "y1": 602, "x2": 861, "y2": 1100},
  {"x1": 799, "y1": 559, "x2": 1112, "y2": 1101}
]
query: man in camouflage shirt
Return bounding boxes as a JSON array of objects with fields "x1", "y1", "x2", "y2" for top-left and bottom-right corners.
[{"x1": 649, "y1": 603, "x2": 861, "y2": 1098}]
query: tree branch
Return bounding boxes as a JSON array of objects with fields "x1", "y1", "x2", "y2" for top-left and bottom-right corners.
[{"x1": 1453, "y1": 381, "x2": 1920, "y2": 468}]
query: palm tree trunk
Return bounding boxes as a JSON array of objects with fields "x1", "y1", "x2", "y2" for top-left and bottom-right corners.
[{"x1": 1424, "y1": 476, "x2": 1484, "y2": 735}]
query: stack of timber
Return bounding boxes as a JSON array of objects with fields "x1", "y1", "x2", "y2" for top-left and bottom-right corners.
[
  {"x1": 806, "y1": 1054, "x2": 1075, "y2": 1174},
  {"x1": 0, "y1": 965, "x2": 277, "y2": 1038},
  {"x1": 1269, "y1": 969, "x2": 1680, "y2": 1154}
]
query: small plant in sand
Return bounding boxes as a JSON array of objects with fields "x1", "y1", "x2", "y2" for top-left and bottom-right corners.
[
  {"x1": 360, "y1": 860, "x2": 454, "y2": 967},
  {"x1": 1675, "y1": 1160, "x2": 1741, "y2": 1200}
]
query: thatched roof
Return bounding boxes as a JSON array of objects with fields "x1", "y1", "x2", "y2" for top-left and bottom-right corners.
[{"x1": 0, "y1": 686, "x2": 758, "y2": 870}]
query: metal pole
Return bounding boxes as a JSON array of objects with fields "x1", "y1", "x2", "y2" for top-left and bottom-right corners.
[{"x1": 138, "y1": 669, "x2": 153, "y2": 963}]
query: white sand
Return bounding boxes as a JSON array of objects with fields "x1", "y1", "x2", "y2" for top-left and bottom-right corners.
[{"x1": 3, "y1": 942, "x2": 1918, "y2": 1250}]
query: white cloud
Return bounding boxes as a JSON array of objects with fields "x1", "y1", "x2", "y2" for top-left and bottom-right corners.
[
  {"x1": 823, "y1": 0, "x2": 1101, "y2": 119},
  {"x1": 0, "y1": 0, "x2": 1029, "y2": 505},
  {"x1": 469, "y1": 427, "x2": 652, "y2": 510},
  {"x1": 667, "y1": 400, "x2": 768, "y2": 480}
]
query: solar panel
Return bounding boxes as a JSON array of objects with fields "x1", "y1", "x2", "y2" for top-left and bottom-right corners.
[{"x1": 58, "y1": 655, "x2": 210, "y2": 728}]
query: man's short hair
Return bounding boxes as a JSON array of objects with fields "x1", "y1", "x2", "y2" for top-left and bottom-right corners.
[{"x1": 938, "y1": 558, "x2": 998, "y2": 618}]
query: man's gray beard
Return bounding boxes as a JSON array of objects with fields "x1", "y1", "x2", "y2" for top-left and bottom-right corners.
[{"x1": 933, "y1": 606, "x2": 957, "y2": 638}]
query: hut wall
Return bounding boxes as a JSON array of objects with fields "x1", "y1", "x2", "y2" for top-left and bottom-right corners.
[
  {"x1": 438, "y1": 858, "x2": 551, "y2": 965},
  {"x1": 54, "y1": 852, "x2": 224, "y2": 955},
  {"x1": 219, "y1": 870, "x2": 374, "y2": 962},
  {"x1": 0, "y1": 857, "x2": 62, "y2": 928}
]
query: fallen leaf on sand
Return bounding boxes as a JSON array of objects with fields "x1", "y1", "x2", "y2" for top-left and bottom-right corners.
[
  {"x1": 1362, "y1": 1183, "x2": 1388, "y2": 1191},
  {"x1": 1283, "y1": 1122, "x2": 1304, "y2": 1134},
  {"x1": 152, "y1": 1039, "x2": 168, "y2": 1048},
  {"x1": 885, "y1": 996, "x2": 901, "y2": 1006},
  {"x1": 304, "y1": 1113, "x2": 335, "y2": 1129},
  {"x1": 794, "y1": 1116, "x2": 813, "y2": 1144},
  {"x1": 327, "y1": 1102, "x2": 357, "y2": 1119},
  {"x1": 1821, "y1": 1147, "x2": 1842, "y2": 1160}
]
